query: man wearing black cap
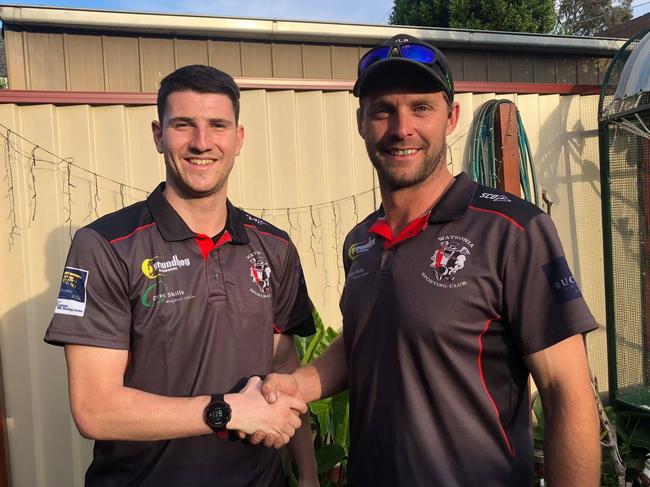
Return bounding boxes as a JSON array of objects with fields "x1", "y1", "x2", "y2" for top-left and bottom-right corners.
[{"x1": 262, "y1": 34, "x2": 600, "y2": 486}]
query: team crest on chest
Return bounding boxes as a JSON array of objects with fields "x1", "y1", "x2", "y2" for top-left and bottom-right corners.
[
  {"x1": 247, "y1": 251, "x2": 272, "y2": 298},
  {"x1": 421, "y1": 235, "x2": 474, "y2": 288}
]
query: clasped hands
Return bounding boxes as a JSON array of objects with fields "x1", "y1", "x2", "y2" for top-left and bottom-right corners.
[
  {"x1": 227, "y1": 374, "x2": 303, "y2": 448},
  {"x1": 226, "y1": 374, "x2": 303, "y2": 448}
]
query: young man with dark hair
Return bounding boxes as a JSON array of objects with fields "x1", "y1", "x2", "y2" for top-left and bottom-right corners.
[
  {"x1": 156, "y1": 64, "x2": 241, "y2": 124},
  {"x1": 262, "y1": 35, "x2": 601, "y2": 486},
  {"x1": 45, "y1": 64, "x2": 318, "y2": 487}
]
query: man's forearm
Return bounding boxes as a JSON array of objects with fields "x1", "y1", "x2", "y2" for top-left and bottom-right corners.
[
  {"x1": 525, "y1": 335, "x2": 601, "y2": 486},
  {"x1": 71, "y1": 380, "x2": 303, "y2": 442},
  {"x1": 271, "y1": 333, "x2": 318, "y2": 472},
  {"x1": 66, "y1": 345, "x2": 304, "y2": 442},
  {"x1": 294, "y1": 335, "x2": 348, "y2": 402},
  {"x1": 289, "y1": 412, "x2": 318, "y2": 484},
  {"x1": 70, "y1": 383, "x2": 212, "y2": 441},
  {"x1": 542, "y1": 389, "x2": 601, "y2": 486}
]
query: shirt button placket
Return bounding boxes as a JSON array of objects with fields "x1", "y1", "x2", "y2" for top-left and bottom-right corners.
[
  {"x1": 380, "y1": 246, "x2": 397, "y2": 275},
  {"x1": 207, "y1": 250, "x2": 227, "y2": 301}
]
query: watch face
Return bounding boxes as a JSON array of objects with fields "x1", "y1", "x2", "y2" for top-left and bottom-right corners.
[{"x1": 206, "y1": 401, "x2": 231, "y2": 429}]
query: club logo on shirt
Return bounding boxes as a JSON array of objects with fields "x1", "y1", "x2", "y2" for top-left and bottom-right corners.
[
  {"x1": 421, "y1": 235, "x2": 474, "y2": 289},
  {"x1": 348, "y1": 236, "x2": 376, "y2": 261},
  {"x1": 247, "y1": 251, "x2": 272, "y2": 298},
  {"x1": 141, "y1": 254, "x2": 191, "y2": 279},
  {"x1": 55, "y1": 266, "x2": 89, "y2": 316}
]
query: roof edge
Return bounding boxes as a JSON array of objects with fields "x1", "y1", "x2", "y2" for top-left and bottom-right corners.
[
  {"x1": 0, "y1": 4, "x2": 625, "y2": 55},
  {"x1": 0, "y1": 83, "x2": 601, "y2": 105}
]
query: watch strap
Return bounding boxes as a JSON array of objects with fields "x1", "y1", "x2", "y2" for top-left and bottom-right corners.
[{"x1": 205, "y1": 393, "x2": 232, "y2": 438}]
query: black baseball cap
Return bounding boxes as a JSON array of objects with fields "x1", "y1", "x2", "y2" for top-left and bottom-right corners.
[{"x1": 353, "y1": 34, "x2": 454, "y2": 102}]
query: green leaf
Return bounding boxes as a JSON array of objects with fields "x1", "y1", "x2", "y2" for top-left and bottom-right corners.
[
  {"x1": 531, "y1": 392, "x2": 544, "y2": 428},
  {"x1": 309, "y1": 326, "x2": 340, "y2": 360},
  {"x1": 315, "y1": 443, "x2": 346, "y2": 474},
  {"x1": 310, "y1": 398, "x2": 332, "y2": 438},
  {"x1": 312, "y1": 308, "x2": 325, "y2": 330},
  {"x1": 331, "y1": 390, "x2": 350, "y2": 452},
  {"x1": 293, "y1": 334, "x2": 308, "y2": 362},
  {"x1": 627, "y1": 424, "x2": 650, "y2": 450},
  {"x1": 302, "y1": 326, "x2": 325, "y2": 365}
]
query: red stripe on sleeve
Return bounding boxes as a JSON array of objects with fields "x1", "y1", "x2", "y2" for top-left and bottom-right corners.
[
  {"x1": 110, "y1": 222, "x2": 157, "y2": 244},
  {"x1": 468, "y1": 206, "x2": 524, "y2": 230}
]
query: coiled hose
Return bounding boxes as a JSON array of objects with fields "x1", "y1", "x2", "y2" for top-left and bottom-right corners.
[{"x1": 469, "y1": 99, "x2": 539, "y2": 207}]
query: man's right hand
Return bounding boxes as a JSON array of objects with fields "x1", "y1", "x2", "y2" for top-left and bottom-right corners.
[
  {"x1": 242, "y1": 373, "x2": 305, "y2": 447},
  {"x1": 262, "y1": 372, "x2": 304, "y2": 404},
  {"x1": 224, "y1": 376, "x2": 306, "y2": 447}
]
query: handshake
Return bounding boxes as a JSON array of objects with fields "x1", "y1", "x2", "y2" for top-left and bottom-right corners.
[{"x1": 223, "y1": 373, "x2": 305, "y2": 448}]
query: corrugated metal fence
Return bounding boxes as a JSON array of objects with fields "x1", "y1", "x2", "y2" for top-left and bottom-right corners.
[{"x1": 0, "y1": 90, "x2": 605, "y2": 486}]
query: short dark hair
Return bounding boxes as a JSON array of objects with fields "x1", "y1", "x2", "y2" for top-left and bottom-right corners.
[{"x1": 157, "y1": 65, "x2": 241, "y2": 123}]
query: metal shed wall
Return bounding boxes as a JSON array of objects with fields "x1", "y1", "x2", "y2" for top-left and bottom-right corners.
[
  {"x1": 0, "y1": 90, "x2": 605, "y2": 486},
  {"x1": 2, "y1": 27, "x2": 614, "y2": 91}
]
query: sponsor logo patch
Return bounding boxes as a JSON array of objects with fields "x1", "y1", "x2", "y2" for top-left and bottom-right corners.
[
  {"x1": 347, "y1": 266, "x2": 369, "y2": 281},
  {"x1": 348, "y1": 236, "x2": 376, "y2": 261},
  {"x1": 421, "y1": 235, "x2": 474, "y2": 289},
  {"x1": 248, "y1": 251, "x2": 272, "y2": 298},
  {"x1": 141, "y1": 255, "x2": 190, "y2": 279},
  {"x1": 55, "y1": 266, "x2": 89, "y2": 316},
  {"x1": 140, "y1": 255, "x2": 194, "y2": 307},
  {"x1": 542, "y1": 256, "x2": 582, "y2": 304},
  {"x1": 479, "y1": 192, "x2": 511, "y2": 202},
  {"x1": 141, "y1": 281, "x2": 193, "y2": 308}
]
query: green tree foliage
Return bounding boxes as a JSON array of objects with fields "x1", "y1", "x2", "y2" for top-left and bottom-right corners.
[
  {"x1": 449, "y1": 0, "x2": 555, "y2": 32},
  {"x1": 389, "y1": 0, "x2": 556, "y2": 33},
  {"x1": 388, "y1": 0, "x2": 450, "y2": 28},
  {"x1": 556, "y1": 0, "x2": 632, "y2": 36}
]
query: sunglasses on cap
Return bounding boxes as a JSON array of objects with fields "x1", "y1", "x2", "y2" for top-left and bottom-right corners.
[
  {"x1": 359, "y1": 43, "x2": 438, "y2": 74},
  {"x1": 357, "y1": 42, "x2": 453, "y2": 98}
]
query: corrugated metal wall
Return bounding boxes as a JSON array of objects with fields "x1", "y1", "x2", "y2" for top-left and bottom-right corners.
[
  {"x1": 3, "y1": 28, "x2": 611, "y2": 90},
  {"x1": 0, "y1": 90, "x2": 604, "y2": 486}
]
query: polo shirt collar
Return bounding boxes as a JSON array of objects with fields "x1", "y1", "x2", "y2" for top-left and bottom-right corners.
[
  {"x1": 371, "y1": 172, "x2": 477, "y2": 225},
  {"x1": 224, "y1": 200, "x2": 249, "y2": 244},
  {"x1": 427, "y1": 172, "x2": 477, "y2": 224},
  {"x1": 146, "y1": 182, "x2": 249, "y2": 244}
]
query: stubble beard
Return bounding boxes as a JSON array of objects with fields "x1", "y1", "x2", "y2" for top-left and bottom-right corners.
[{"x1": 371, "y1": 143, "x2": 447, "y2": 192}]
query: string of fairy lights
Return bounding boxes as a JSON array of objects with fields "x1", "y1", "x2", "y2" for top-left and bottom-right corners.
[{"x1": 0, "y1": 121, "x2": 471, "y2": 301}]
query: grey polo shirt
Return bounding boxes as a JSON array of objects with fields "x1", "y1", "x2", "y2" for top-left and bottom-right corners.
[
  {"x1": 45, "y1": 183, "x2": 315, "y2": 487},
  {"x1": 340, "y1": 172, "x2": 597, "y2": 486}
]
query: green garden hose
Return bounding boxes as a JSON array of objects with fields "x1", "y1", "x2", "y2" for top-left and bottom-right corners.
[{"x1": 469, "y1": 99, "x2": 539, "y2": 207}]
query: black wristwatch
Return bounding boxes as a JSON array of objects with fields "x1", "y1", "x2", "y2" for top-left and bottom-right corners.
[{"x1": 204, "y1": 394, "x2": 232, "y2": 433}]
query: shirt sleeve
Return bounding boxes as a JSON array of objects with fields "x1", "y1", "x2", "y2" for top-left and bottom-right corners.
[
  {"x1": 272, "y1": 239, "x2": 315, "y2": 336},
  {"x1": 503, "y1": 213, "x2": 598, "y2": 354},
  {"x1": 44, "y1": 227, "x2": 132, "y2": 349}
]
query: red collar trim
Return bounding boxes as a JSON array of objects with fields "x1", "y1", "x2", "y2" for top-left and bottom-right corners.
[
  {"x1": 194, "y1": 231, "x2": 232, "y2": 261},
  {"x1": 369, "y1": 214, "x2": 429, "y2": 249},
  {"x1": 214, "y1": 230, "x2": 233, "y2": 249}
]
